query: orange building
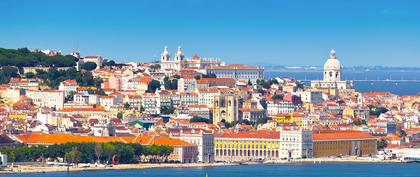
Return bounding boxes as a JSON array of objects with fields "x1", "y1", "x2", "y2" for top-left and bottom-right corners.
[
  {"x1": 13, "y1": 133, "x2": 198, "y2": 163},
  {"x1": 312, "y1": 131, "x2": 378, "y2": 157}
]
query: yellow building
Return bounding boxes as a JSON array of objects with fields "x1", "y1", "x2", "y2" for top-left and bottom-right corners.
[
  {"x1": 342, "y1": 107, "x2": 355, "y2": 118},
  {"x1": 313, "y1": 131, "x2": 377, "y2": 157},
  {"x1": 272, "y1": 113, "x2": 305, "y2": 127},
  {"x1": 9, "y1": 113, "x2": 27, "y2": 120},
  {"x1": 214, "y1": 130, "x2": 281, "y2": 162}
]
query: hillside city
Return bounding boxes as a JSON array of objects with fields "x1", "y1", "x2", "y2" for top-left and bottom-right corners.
[{"x1": 0, "y1": 46, "x2": 419, "y2": 166}]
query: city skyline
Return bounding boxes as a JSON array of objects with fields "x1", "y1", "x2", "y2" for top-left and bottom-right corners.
[{"x1": 2, "y1": 0, "x2": 420, "y2": 67}]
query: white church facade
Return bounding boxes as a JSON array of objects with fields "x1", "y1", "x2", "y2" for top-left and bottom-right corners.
[{"x1": 160, "y1": 46, "x2": 185, "y2": 71}]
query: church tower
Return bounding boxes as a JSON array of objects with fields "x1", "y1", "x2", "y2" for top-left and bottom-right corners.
[
  {"x1": 174, "y1": 46, "x2": 184, "y2": 70},
  {"x1": 161, "y1": 46, "x2": 170, "y2": 62}
]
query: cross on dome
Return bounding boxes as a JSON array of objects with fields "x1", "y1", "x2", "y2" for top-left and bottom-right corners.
[{"x1": 329, "y1": 49, "x2": 336, "y2": 59}]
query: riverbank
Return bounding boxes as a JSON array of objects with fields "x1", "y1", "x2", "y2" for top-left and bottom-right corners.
[{"x1": 0, "y1": 163, "x2": 237, "y2": 174}]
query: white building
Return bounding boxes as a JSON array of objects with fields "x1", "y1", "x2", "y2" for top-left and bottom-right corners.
[
  {"x1": 206, "y1": 64, "x2": 264, "y2": 83},
  {"x1": 160, "y1": 46, "x2": 184, "y2": 71},
  {"x1": 267, "y1": 101, "x2": 296, "y2": 116},
  {"x1": 311, "y1": 49, "x2": 353, "y2": 89},
  {"x1": 301, "y1": 90, "x2": 323, "y2": 104},
  {"x1": 141, "y1": 93, "x2": 160, "y2": 115},
  {"x1": 197, "y1": 88, "x2": 220, "y2": 109},
  {"x1": 170, "y1": 128, "x2": 215, "y2": 163},
  {"x1": 82, "y1": 56, "x2": 103, "y2": 69},
  {"x1": 58, "y1": 79, "x2": 78, "y2": 97},
  {"x1": 279, "y1": 128, "x2": 313, "y2": 159},
  {"x1": 74, "y1": 93, "x2": 100, "y2": 105},
  {"x1": 178, "y1": 77, "x2": 197, "y2": 93},
  {"x1": 25, "y1": 90, "x2": 64, "y2": 110}
]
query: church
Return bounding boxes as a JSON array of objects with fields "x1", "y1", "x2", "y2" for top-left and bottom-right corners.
[
  {"x1": 311, "y1": 49, "x2": 354, "y2": 96},
  {"x1": 160, "y1": 46, "x2": 185, "y2": 71}
]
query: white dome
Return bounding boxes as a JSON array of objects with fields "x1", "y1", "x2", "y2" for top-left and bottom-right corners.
[{"x1": 324, "y1": 58, "x2": 342, "y2": 70}]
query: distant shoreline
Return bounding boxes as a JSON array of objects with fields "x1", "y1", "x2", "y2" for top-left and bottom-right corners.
[{"x1": 0, "y1": 158, "x2": 405, "y2": 174}]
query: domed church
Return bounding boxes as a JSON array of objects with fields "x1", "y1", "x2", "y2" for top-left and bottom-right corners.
[{"x1": 311, "y1": 49, "x2": 354, "y2": 96}]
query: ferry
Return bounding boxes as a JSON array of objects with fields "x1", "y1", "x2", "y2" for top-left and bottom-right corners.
[{"x1": 401, "y1": 156, "x2": 420, "y2": 163}]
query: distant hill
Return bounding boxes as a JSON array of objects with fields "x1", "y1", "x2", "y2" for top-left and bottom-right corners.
[{"x1": 0, "y1": 47, "x2": 76, "y2": 67}]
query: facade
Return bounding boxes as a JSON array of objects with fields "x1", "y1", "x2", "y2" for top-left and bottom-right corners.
[
  {"x1": 206, "y1": 64, "x2": 264, "y2": 83},
  {"x1": 279, "y1": 128, "x2": 313, "y2": 159},
  {"x1": 170, "y1": 128, "x2": 215, "y2": 163},
  {"x1": 301, "y1": 90, "x2": 323, "y2": 104},
  {"x1": 58, "y1": 79, "x2": 78, "y2": 97},
  {"x1": 82, "y1": 56, "x2": 103, "y2": 69},
  {"x1": 267, "y1": 101, "x2": 296, "y2": 116},
  {"x1": 312, "y1": 131, "x2": 378, "y2": 157},
  {"x1": 311, "y1": 50, "x2": 353, "y2": 90},
  {"x1": 25, "y1": 90, "x2": 64, "y2": 110},
  {"x1": 213, "y1": 93, "x2": 239, "y2": 123},
  {"x1": 160, "y1": 46, "x2": 185, "y2": 71},
  {"x1": 141, "y1": 93, "x2": 160, "y2": 115},
  {"x1": 214, "y1": 130, "x2": 281, "y2": 162},
  {"x1": 178, "y1": 77, "x2": 197, "y2": 93},
  {"x1": 197, "y1": 88, "x2": 220, "y2": 108}
]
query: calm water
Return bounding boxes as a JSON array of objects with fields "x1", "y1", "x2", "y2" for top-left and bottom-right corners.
[
  {"x1": 265, "y1": 71, "x2": 420, "y2": 95},
  {"x1": 3, "y1": 163, "x2": 419, "y2": 177}
]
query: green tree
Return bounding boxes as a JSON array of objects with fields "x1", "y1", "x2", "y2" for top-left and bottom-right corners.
[
  {"x1": 190, "y1": 116, "x2": 211, "y2": 124},
  {"x1": 271, "y1": 94, "x2": 283, "y2": 100},
  {"x1": 25, "y1": 72, "x2": 35, "y2": 78},
  {"x1": 377, "y1": 139, "x2": 387, "y2": 150},
  {"x1": 160, "y1": 106, "x2": 175, "y2": 115},
  {"x1": 65, "y1": 147, "x2": 80, "y2": 165},
  {"x1": 80, "y1": 62, "x2": 97, "y2": 71},
  {"x1": 146, "y1": 80, "x2": 161, "y2": 93},
  {"x1": 117, "y1": 112, "x2": 124, "y2": 119}
]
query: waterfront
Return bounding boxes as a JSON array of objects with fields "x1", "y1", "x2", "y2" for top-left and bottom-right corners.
[
  {"x1": 2, "y1": 163, "x2": 419, "y2": 177},
  {"x1": 265, "y1": 71, "x2": 420, "y2": 95}
]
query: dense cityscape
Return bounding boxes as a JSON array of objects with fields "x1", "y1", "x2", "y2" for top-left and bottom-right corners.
[{"x1": 0, "y1": 45, "x2": 418, "y2": 174}]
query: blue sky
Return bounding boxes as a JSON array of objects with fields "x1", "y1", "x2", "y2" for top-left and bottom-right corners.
[{"x1": 1, "y1": 0, "x2": 420, "y2": 66}]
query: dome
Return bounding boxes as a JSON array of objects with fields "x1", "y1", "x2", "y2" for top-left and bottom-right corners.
[
  {"x1": 323, "y1": 49, "x2": 341, "y2": 70},
  {"x1": 323, "y1": 58, "x2": 342, "y2": 70}
]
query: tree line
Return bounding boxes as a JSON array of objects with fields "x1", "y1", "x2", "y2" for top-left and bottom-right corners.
[
  {"x1": 0, "y1": 48, "x2": 76, "y2": 67},
  {"x1": 0, "y1": 142, "x2": 174, "y2": 164}
]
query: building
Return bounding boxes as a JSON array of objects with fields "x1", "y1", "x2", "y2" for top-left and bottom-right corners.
[
  {"x1": 185, "y1": 54, "x2": 225, "y2": 69},
  {"x1": 25, "y1": 90, "x2": 64, "y2": 110},
  {"x1": 12, "y1": 133, "x2": 198, "y2": 163},
  {"x1": 178, "y1": 77, "x2": 197, "y2": 93},
  {"x1": 214, "y1": 130, "x2": 281, "y2": 162},
  {"x1": 160, "y1": 46, "x2": 185, "y2": 71},
  {"x1": 82, "y1": 56, "x2": 103, "y2": 69},
  {"x1": 141, "y1": 93, "x2": 160, "y2": 115},
  {"x1": 170, "y1": 128, "x2": 215, "y2": 163},
  {"x1": 301, "y1": 90, "x2": 323, "y2": 104},
  {"x1": 279, "y1": 128, "x2": 313, "y2": 159},
  {"x1": 213, "y1": 93, "x2": 239, "y2": 123},
  {"x1": 196, "y1": 78, "x2": 236, "y2": 88},
  {"x1": 58, "y1": 79, "x2": 78, "y2": 97},
  {"x1": 267, "y1": 101, "x2": 296, "y2": 116},
  {"x1": 312, "y1": 131, "x2": 378, "y2": 157},
  {"x1": 197, "y1": 88, "x2": 220, "y2": 108},
  {"x1": 310, "y1": 49, "x2": 353, "y2": 93},
  {"x1": 206, "y1": 64, "x2": 264, "y2": 83}
]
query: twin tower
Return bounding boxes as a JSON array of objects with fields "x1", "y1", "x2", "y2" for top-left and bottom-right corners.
[{"x1": 160, "y1": 46, "x2": 185, "y2": 70}]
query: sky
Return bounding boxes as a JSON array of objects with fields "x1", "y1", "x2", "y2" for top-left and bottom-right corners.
[{"x1": 1, "y1": 0, "x2": 420, "y2": 67}]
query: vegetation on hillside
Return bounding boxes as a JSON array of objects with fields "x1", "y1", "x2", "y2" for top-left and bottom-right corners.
[{"x1": 0, "y1": 48, "x2": 76, "y2": 67}]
